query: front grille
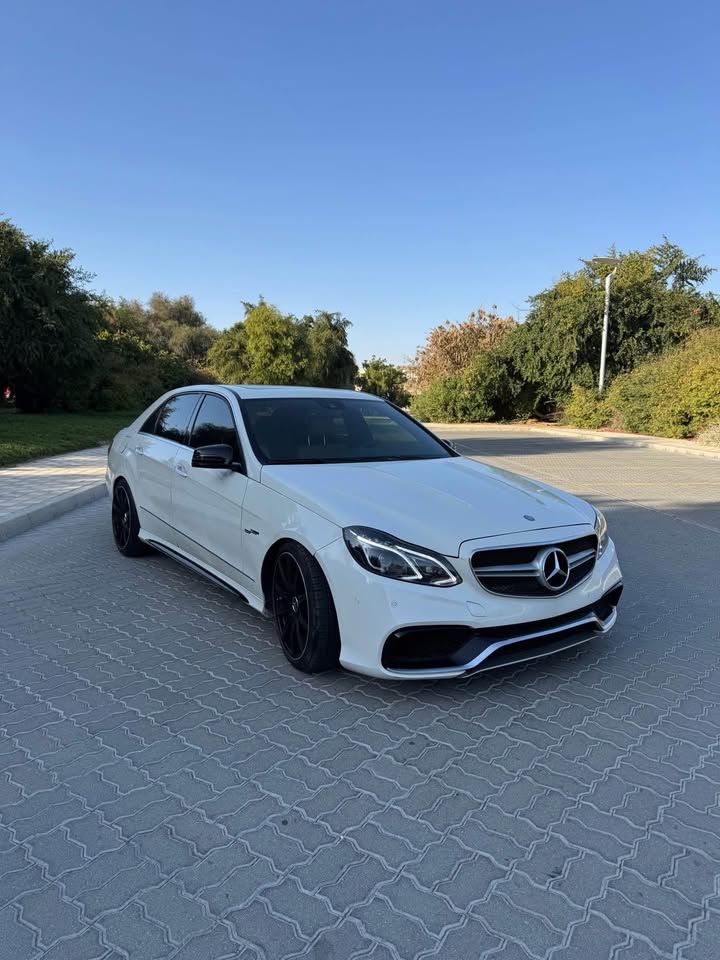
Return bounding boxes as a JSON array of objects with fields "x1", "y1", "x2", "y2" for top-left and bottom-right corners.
[{"x1": 471, "y1": 532, "x2": 598, "y2": 597}]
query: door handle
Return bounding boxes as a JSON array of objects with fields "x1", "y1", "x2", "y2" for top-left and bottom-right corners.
[
  {"x1": 175, "y1": 464, "x2": 188, "y2": 478},
  {"x1": 135, "y1": 445, "x2": 144, "y2": 456}
]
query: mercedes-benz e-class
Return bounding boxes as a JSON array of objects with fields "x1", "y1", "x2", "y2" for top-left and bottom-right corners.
[{"x1": 107, "y1": 385, "x2": 622, "y2": 679}]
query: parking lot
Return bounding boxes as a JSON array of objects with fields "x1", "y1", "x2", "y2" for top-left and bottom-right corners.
[{"x1": 1, "y1": 428, "x2": 719, "y2": 960}]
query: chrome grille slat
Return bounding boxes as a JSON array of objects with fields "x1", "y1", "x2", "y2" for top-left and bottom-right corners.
[
  {"x1": 568, "y1": 547, "x2": 596, "y2": 569},
  {"x1": 471, "y1": 532, "x2": 598, "y2": 597}
]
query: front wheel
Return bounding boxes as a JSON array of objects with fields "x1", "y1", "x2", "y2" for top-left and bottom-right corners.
[
  {"x1": 111, "y1": 480, "x2": 149, "y2": 557},
  {"x1": 271, "y1": 543, "x2": 340, "y2": 673}
]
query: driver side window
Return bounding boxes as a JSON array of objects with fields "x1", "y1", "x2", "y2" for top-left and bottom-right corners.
[{"x1": 190, "y1": 395, "x2": 240, "y2": 460}]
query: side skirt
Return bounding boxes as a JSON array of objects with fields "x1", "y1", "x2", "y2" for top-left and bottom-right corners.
[{"x1": 144, "y1": 537, "x2": 265, "y2": 610}]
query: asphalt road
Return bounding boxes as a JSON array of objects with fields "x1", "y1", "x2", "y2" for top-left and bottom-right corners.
[{"x1": 1, "y1": 428, "x2": 719, "y2": 960}]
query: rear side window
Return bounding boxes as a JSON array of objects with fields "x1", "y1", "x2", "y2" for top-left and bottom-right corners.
[
  {"x1": 154, "y1": 394, "x2": 199, "y2": 444},
  {"x1": 140, "y1": 406, "x2": 161, "y2": 434},
  {"x1": 190, "y1": 395, "x2": 240, "y2": 458}
]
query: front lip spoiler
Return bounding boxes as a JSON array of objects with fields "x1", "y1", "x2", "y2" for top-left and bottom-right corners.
[{"x1": 384, "y1": 590, "x2": 620, "y2": 679}]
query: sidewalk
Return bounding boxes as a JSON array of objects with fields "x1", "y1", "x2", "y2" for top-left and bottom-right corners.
[
  {"x1": 431, "y1": 421, "x2": 720, "y2": 461},
  {"x1": 0, "y1": 446, "x2": 108, "y2": 541}
]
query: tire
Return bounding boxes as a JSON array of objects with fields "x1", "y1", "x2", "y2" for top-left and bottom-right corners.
[
  {"x1": 111, "y1": 479, "x2": 149, "y2": 557},
  {"x1": 271, "y1": 542, "x2": 340, "y2": 673}
]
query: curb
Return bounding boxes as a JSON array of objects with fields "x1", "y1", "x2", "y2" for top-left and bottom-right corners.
[
  {"x1": 431, "y1": 423, "x2": 720, "y2": 461},
  {"x1": 0, "y1": 482, "x2": 107, "y2": 543}
]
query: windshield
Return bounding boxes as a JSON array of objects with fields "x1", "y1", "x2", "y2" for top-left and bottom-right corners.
[{"x1": 239, "y1": 396, "x2": 455, "y2": 465}]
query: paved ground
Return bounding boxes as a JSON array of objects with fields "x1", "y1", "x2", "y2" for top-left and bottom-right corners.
[
  {"x1": 0, "y1": 448, "x2": 106, "y2": 541},
  {"x1": 1, "y1": 428, "x2": 719, "y2": 960}
]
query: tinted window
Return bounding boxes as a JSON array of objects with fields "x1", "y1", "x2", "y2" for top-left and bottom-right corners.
[
  {"x1": 190, "y1": 395, "x2": 239, "y2": 458},
  {"x1": 154, "y1": 394, "x2": 199, "y2": 444},
  {"x1": 241, "y1": 397, "x2": 453, "y2": 464},
  {"x1": 140, "y1": 405, "x2": 160, "y2": 434}
]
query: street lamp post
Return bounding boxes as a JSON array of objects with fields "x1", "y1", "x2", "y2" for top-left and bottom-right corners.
[
  {"x1": 598, "y1": 265, "x2": 617, "y2": 395},
  {"x1": 587, "y1": 256, "x2": 620, "y2": 395}
]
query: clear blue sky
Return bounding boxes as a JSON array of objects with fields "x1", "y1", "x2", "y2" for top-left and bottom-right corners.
[{"x1": 3, "y1": 1, "x2": 719, "y2": 363}]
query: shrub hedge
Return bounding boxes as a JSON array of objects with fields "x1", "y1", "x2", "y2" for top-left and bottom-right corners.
[{"x1": 562, "y1": 327, "x2": 720, "y2": 438}]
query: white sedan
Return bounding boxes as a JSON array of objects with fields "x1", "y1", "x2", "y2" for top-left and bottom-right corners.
[{"x1": 107, "y1": 385, "x2": 623, "y2": 679}]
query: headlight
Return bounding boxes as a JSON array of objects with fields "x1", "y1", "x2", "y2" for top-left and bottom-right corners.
[
  {"x1": 594, "y1": 509, "x2": 609, "y2": 557},
  {"x1": 343, "y1": 526, "x2": 461, "y2": 587}
]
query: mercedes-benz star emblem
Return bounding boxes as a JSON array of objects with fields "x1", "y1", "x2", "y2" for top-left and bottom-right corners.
[{"x1": 538, "y1": 547, "x2": 570, "y2": 591}]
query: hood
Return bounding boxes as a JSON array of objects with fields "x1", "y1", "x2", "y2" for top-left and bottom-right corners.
[{"x1": 261, "y1": 456, "x2": 595, "y2": 556}]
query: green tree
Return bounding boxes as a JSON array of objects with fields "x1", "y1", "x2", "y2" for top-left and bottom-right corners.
[
  {"x1": 302, "y1": 311, "x2": 357, "y2": 387},
  {"x1": 0, "y1": 219, "x2": 104, "y2": 411},
  {"x1": 209, "y1": 302, "x2": 359, "y2": 387},
  {"x1": 508, "y1": 239, "x2": 719, "y2": 414},
  {"x1": 356, "y1": 357, "x2": 410, "y2": 406},
  {"x1": 108, "y1": 293, "x2": 217, "y2": 364},
  {"x1": 410, "y1": 351, "x2": 518, "y2": 423},
  {"x1": 208, "y1": 301, "x2": 306, "y2": 384},
  {"x1": 206, "y1": 321, "x2": 249, "y2": 383},
  {"x1": 244, "y1": 301, "x2": 306, "y2": 383}
]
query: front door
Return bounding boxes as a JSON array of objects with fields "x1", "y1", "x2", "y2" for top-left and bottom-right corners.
[{"x1": 171, "y1": 393, "x2": 252, "y2": 592}]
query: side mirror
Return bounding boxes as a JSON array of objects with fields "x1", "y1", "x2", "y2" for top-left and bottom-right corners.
[{"x1": 191, "y1": 444, "x2": 234, "y2": 469}]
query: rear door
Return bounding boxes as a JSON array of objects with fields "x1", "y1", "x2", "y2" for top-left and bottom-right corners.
[
  {"x1": 134, "y1": 392, "x2": 201, "y2": 543},
  {"x1": 171, "y1": 393, "x2": 252, "y2": 590}
]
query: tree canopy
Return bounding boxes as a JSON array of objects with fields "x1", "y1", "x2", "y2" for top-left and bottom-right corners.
[
  {"x1": 409, "y1": 309, "x2": 516, "y2": 394},
  {"x1": 0, "y1": 219, "x2": 104, "y2": 411},
  {"x1": 410, "y1": 239, "x2": 720, "y2": 425},
  {"x1": 108, "y1": 293, "x2": 217, "y2": 363},
  {"x1": 207, "y1": 301, "x2": 357, "y2": 388},
  {"x1": 356, "y1": 357, "x2": 410, "y2": 406},
  {"x1": 506, "y1": 239, "x2": 719, "y2": 412}
]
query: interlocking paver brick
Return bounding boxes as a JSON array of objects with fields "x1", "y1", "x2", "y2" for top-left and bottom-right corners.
[
  {"x1": 17, "y1": 883, "x2": 84, "y2": 947},
  {"x1": 550, "y1": 911, "x2": 627, "y2": 959},
  {"x1": 227, "y1": 898, "x2": 305, "y2": 956},
  {"x1": 0, "y1": 903, "x2": 40, "y2": 960},
  {"x1": 262, "y1": 877, "x2": 338, "y2": 938},
  {"x1": 201, "y1": 857, "x2": 278, "y2": 915},
  {"x1": 175, "y1": 841, "x2": 254, "y2": 895},
  {"x1": 320, "y1": 856, "x2": 392, "y2": 913},
  {"x1": 65, "y1": 812, "x2": 123, "y2": 858},
  {"x1": 471, "y1": 893, "x2": 560, "y2": 956},
  {"x1": 103, "y1": 901, "x2": 173, "y2": 960},
  {"x1": 381, "y1": 873, "x2": 459, "y2": 935},
  {"x1": 351, "y1": 896, "x2": 436, "y2": 958},
  {"x1": 168, "y1": 810, "x2": 229, "y2": 857},
  {"x1": 2, "y1": 428, "x2": 720, "y2": 957},
  {"x1": 77, "y1": 860, "x2": 161, "y2": 920},
  {"x1": 136, "y1": 824, "x2": 197, "y2": 873},
  {"x1": 422, "y1": 914, "x2": 503, "y2": 958},
  {"x1": 436, "y1": 855, "x2": 507, "y2": 910},
  {"x1": 39, "y1": 926, "x2": 107, "y2": 960},
  {"x1": 169, "y1": 922, "x2": 251, "y2": 960},
  {"x1": 140, "y1": 880, "x2": 214, "y2": 944}
]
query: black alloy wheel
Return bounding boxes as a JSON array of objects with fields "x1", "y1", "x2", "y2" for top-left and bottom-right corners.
[
  {"x1": 273, "y1": 551, "x2": 310, "y2": 662},
  {"x1": 111, "y1": 480, "x2": 149, "y2": 557},
  {"x1": 271, "y1": 543, "x2": 340, "y2": 673}
]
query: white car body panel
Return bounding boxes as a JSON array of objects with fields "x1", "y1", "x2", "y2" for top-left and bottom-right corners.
[
  {"x1": 106, "y1": 384, "x2": 623, "y2": 679},
  {"x1": 261, "y1": 457, "x2": 595, "y2": 556}
]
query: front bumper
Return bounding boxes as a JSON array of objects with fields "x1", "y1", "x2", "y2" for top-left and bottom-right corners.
[
  {"x1": 315, "y1": 533, "x2": 623, "y2": 679},
  {"x1": 381, "y1": 583, "x2": 622, "y2": 677}
]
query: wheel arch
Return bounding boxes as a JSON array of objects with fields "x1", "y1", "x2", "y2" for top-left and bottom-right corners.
[{"x1": 260, "y1": 537, "x2": 303, "y2": 609}]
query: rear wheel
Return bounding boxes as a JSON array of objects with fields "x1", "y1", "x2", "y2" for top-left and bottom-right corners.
[
  {"x1": 111, "y1": 480, "x2": 149, "y2": 557},
  {"x1": 271, "y1": 543, "x2": 340, "y2": 673}
]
